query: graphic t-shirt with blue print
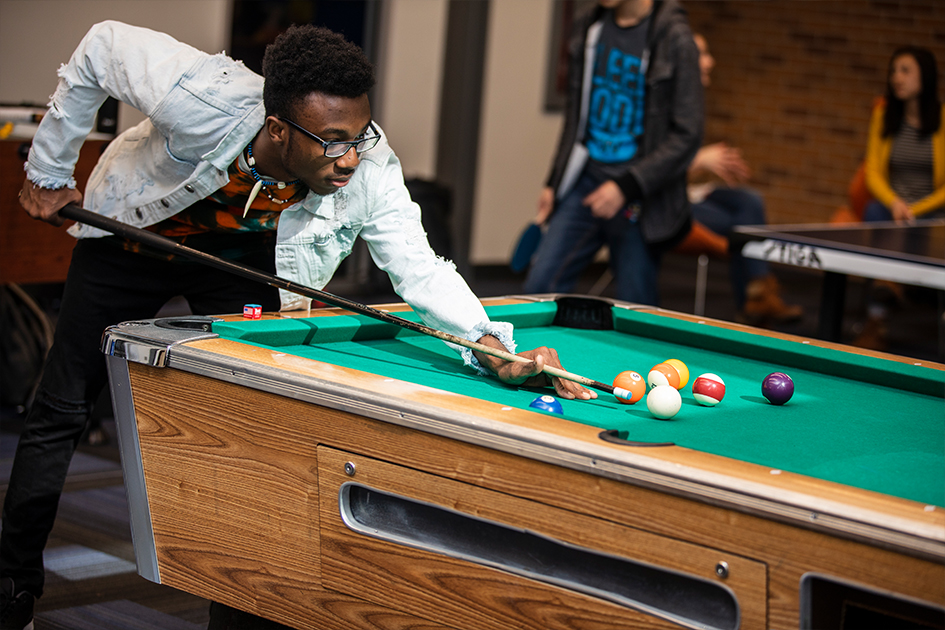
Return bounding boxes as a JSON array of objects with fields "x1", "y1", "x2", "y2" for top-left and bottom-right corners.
[{"x1": 585, "y1": 12, "x2": 650, "y2": 182}]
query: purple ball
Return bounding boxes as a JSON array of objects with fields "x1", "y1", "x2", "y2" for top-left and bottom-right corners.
[{"x1": 762, "y1": 372, "x2": 794, "y2": 405}]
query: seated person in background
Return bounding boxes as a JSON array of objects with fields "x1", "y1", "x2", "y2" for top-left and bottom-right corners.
[
  {"x1": 524, "y1": 0, "x2": 703, "y2": 306},
  {"x1": 688, "y1": 34, "x2": 802, "y2": 326},
  {"x1": 1, "y1": 21, "x2": 592, "y2": 630},
  {"x1": 855, "y1": 46, "x2": 944, "y2": 350}
]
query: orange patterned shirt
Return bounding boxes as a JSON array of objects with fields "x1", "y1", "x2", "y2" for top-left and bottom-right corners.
[{"x1": 148, "y1": 156, "x2": 308, "y2": 237}]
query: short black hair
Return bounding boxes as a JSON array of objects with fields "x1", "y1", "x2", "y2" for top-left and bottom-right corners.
[
  {"x1": 883, "y1": 46, "x2": 941, "y2": 137},
  {"x1": 262, "y1": 24, "x2": 375, "y2": 119}
]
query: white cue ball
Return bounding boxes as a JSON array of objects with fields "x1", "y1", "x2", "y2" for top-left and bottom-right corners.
[{"x1": 646, "y1": 385, "x2": 682, "y2": 420}]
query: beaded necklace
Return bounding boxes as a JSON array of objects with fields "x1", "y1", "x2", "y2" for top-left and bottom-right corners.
[{"x1": 242, "y1": 140, "x2": 302, "y2": 217}]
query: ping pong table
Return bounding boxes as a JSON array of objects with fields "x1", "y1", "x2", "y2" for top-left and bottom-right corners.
[{"x1": 731, "y1": 219, "x2": 945, "y2": 344}]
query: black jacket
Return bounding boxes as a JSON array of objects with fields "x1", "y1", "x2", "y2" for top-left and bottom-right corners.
[{"x1": 546, "y1": 0, "x2": 704, "y2": 245}]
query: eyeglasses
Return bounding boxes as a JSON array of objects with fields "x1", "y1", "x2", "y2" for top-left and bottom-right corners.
[{"x1": 279, "y1": 118, "x2": 381, "y2": 158}]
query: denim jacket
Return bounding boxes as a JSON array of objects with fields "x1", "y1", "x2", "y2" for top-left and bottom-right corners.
[{"x1": 25, "y1": 21, "x2": 513, "y2": 369}]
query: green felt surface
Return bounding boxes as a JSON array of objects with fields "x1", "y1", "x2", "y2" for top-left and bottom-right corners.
[{"x1": 214, "y1": 303, "x2": 945, "y2": 507}]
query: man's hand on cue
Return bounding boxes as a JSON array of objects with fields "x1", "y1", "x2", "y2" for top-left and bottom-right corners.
[
  {"x1": 19, "y1": 179, "x2": 84, "y2": 226},
  {"x1": 474, "y1": 335, "x2": 596, "y2": 400}
]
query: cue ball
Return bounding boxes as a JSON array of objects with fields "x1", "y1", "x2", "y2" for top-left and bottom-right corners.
[
  {"x1": 530, "y1": 394, "x2": 564, "y2": 414},
  {"x1": 613, "y1": 370, "x2": 646, "y2": 404},
  {"x1": 646, "y1": 385, "x2": 682, "y2": 420},
  {"x1": 762, "y1": 372, "x2": 794, "y2": 405},
  {"x1": 663, "y1": 359, "x2": 689, "y2": 389},
  {"x1": 647, "y1": 363, "x2": 680, "y2": 390},
  {"x1": 692, "y1": 373, "x2": 725, "y2": 406}
]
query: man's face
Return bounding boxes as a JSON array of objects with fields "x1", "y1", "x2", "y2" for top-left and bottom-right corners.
[{"x1": 275, "y1": 92, "x2": 373, "y2": 196}]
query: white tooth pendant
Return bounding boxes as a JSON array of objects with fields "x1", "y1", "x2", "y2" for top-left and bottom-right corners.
[{"x1": 244, "y1": 180, "x2": 263, "y2": 218}]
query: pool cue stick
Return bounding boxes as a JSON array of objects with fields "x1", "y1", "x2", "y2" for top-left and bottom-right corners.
[{"x1": 59, "y1": 204, "x2": 622, "y2": 398}]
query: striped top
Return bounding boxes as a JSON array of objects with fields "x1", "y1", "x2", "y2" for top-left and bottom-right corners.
[{"x1": 888, "y1": 123, "x2": 934, "y2": 204}]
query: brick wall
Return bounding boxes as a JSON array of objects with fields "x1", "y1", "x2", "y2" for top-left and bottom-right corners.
[{"x1": 684, "y1": 0, "x2": 945, "y2": 224}]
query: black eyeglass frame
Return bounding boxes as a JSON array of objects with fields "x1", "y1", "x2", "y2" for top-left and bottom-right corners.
[{"x1": 279, "y1": 117, "x2": 381, "y2": 158}]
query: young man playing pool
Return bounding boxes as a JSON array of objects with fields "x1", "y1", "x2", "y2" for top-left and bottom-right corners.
[{"x1": 2, "y1": 22, "x2": 592, "y2": 630}]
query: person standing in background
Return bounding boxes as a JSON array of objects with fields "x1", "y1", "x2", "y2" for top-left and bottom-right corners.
[{"x1": 524, "y1": 0, "x2": 703, "y2": 306}]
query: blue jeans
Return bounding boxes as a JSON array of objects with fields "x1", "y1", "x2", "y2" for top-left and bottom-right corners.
[
  {"x1": 863, "y1": 199, "x2": 894, "y2": 222},
  {"x1": 864, "y1": 199, "x2": 945, "y2": 222},
  {"x1": 524, "y1": 171, "x2": 661, "y2": 305},
  {"x1": 0, "y1": 232, "x2": 280, "y2": 597},
  {"x1": 691, "y1": 187, "x2": 769, "y2": 309}
]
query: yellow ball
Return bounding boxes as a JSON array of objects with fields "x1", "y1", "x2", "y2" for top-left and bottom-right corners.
[{"x1": 663, "y1": 359, "x2": 689, "y2": 389}]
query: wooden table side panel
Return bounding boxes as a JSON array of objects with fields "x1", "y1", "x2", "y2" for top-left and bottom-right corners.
[
  {"x1": 129, "y1": 365, "x2": 323, "y2": 626},
  {"x1": 313, "y1": 406, "x2": 944, "y2": 628},
  {"x1": 318, "y1": 446, "x2": 768, "y2": 630},
  {"x1": 129, "y1": 365, "x2": 945, "y2": 629},
  {"x1": 356, "y1": 427, "x2": 945, "y2": 630},
  {"x1": 0, "y1": 140, "x2": 106, "y2": 284}
]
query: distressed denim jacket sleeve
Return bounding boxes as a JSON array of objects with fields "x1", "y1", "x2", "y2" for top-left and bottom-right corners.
[
  {"x1": 275, "y1": 132, "x2": 515, "y2": 373},
  {"x1": 25, "y1": 20, "x2": 263, "y2": 239}
]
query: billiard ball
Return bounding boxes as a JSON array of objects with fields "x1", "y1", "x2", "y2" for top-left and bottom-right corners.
[
  {"x1": 663, "y1": 359, "x2": 689, "y2": 389},
  {"x1": 646, "y1": 385, "x2": 682, "y2": 420},
  {"x1": 613, "y1": 370, "x2": 646, "y2": 404},
  {"x1": 530, "y1": 394, "x2": 563, "y2": 414},
  {"x1": 692, "y1": 373, "x2": 725, "y2": 406},
  {"x1": 647, "y1": 363, "x2": 680, "y2": 390},
  {"x1": 762, "y1": 372, "x2": 794, "y2": 405}
]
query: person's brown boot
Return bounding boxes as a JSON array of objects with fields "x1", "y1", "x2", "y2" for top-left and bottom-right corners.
[
  {"x1": 872, "y1": 279, "x2": 906, "y2": 307},
  {"x1": 740, "y1": 275, "x2": 804, "y2": 326}
]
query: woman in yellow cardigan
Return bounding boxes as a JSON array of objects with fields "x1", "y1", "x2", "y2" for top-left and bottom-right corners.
[
  {"x1": 854, "y1": 46, "x2": 943, "y2": 351},
  {"x1": 864, "y1": 46, "x2": 944, "y2": 222}
]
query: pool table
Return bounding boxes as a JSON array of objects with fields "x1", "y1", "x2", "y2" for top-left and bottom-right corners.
[{"x1": 102, "y1": 295, "x2": 945, "y2": 630}]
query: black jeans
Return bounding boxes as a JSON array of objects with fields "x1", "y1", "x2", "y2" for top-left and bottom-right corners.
[{"x1": 0, "y1": 233, "x2": 280, "y2": 597}]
